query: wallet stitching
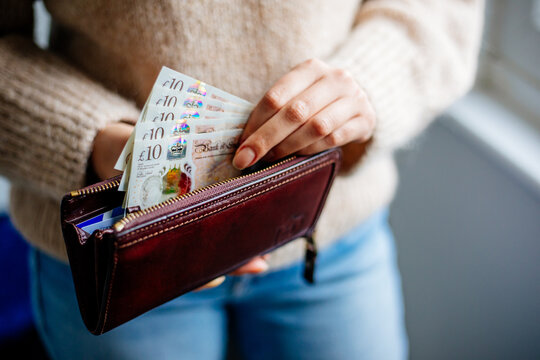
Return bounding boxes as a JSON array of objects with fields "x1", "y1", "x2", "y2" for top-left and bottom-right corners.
[
  {"x1": 119, "y1": 162, "x2": 330, "y2": 247},
  {"x1": 118, "y1": 161, "x2": 332, "y2": 249},
  {"x1": 119, "y1": 157, "x2": 332, "y2": 241},
  {"x1": 102, "y1": 249, "x2": 118, "y2": 333}
]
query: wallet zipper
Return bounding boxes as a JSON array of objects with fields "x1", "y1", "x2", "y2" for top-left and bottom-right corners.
[
  {"x1": 70, "y1": 179, "x2": 121, "y2": 197},
  {"x1": 113, "y1": 156, "x2": 297, "y2": 232},
  {"x1": 68, "y1": 156, "x2": 297, "y2": 230}
]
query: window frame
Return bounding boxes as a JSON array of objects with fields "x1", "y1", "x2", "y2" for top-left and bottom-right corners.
[{"x1": 477, "y1": 0, "x2": 540, "y2": 131}]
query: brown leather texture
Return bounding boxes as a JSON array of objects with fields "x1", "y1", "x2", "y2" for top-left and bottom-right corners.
[{"x1": 61, "y1": 148, "x2": 341, "y2": 335}]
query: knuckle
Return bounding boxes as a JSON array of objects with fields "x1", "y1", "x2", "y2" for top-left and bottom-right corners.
[
  {"x1": 333, "y1": 68, "x2": 352, "y2": 81},
  {"x1": 352, "y1": 86, "x2": 364, "y2": 99},
  {"x1": 284, "y1": 100, "x2": 309, "y2": 125},
  {"x1": 333, "y1": 68, "x2": 348, "y2": 78},
  {"x1": 304, "y1": 58, "x2": 324, "y2": 69},
  {"x1": 366, "y1": 114, "x2": 377, "y2": 135},
  {"x1": 248, "y1": 135, "x2": 269, "y2": 155},
  {"x1": 311, "y1": 117, "x2": 332, "y2": 137},
  {"x1": 361, "y1": 102, "x2": 376, "y2": 131},
  {"x1": 263, "y1": 89, "x2": 285, "y2": 111},
  {"x1": 359, "y1": 130, "x2": 372, "y2": 142},
  {"x1": 326, "y1": 131, "x2": 343, "y2": 147},
  {"x1": 357, "y1": 119, "x2": 373, "y2": 142}
]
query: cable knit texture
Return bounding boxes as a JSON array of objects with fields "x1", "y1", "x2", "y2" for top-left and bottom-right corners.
[{"x1": 0, "y1": 0, "x2": 484, "y2": 266}]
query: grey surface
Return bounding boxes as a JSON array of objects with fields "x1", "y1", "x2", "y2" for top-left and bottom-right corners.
[{"x1": 390, "y1": 118, "x2": 540, "y2": 360}]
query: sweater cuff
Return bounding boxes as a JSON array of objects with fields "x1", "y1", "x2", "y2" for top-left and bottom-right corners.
[{"x1": 0, "y1": 35, "x2": 139, "y2": 199}]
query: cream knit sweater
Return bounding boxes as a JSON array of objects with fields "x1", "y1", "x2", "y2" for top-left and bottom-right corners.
[{"x1": 0, "y1": 0, "x2": 484, "y2": 268}]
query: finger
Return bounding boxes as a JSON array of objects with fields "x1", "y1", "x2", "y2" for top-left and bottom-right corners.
[
  {"x1": 241, "y1": 59, "x2": 328, "y2": 142},
  {"x1": 194, "y1": 276, "x2": 226, "y2": 291},
  {"x1": 230, "y1": 257, "x2": 269, "y2": 276},
  {"x1": 233, "y1": 74, "x2": 345, "y2": 169},
  {"x1": 297, "y1": 115, "x2": 373, "y2": 155},
  {"x1": 268, "y1": 96, "x2": 360, "y2": 160}
]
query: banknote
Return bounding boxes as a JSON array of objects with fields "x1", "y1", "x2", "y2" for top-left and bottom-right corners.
[
  {"x1": 188, "y1": 130, "x2": 243, "y2": 188},
  {"x1": 134, "y1": 114, "x2": 246, "y2": 141},
  {"x1": 192, "y1": 119, "x2": 245, "y2": 133},
  {"x1": 115, "y1": 66, "x2": 254, "y2": 209},
  {"x1": 145, "y1": 103, "x2": 251, "y2": 124},
  {"x1": 151, "y1": 93, "x2": 252, "y2": 117},
  {"x1": 115, "y1": 69, "x2": 252, "y2": 172},
  {"x1": 117, "y1": 112, "x2": 247, "y2": 192},
  {"x1": 126, "y1": 129, "x2": 243, "y2": 209},
  {"x1": 153, "y1": 66, "x2": 252, "y2": 109},
  {"x1": 115, "y1": 106, "x2": 248, "y2": 180}
]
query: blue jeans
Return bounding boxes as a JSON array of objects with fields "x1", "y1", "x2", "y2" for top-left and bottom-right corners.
[{"x1": 30, "y1": 210, "x2": 407, "y2": 360}]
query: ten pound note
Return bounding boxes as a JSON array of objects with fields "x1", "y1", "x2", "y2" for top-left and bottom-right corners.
[{"x1": 115, "y1": 66, "x2": 254, "y2": 210}]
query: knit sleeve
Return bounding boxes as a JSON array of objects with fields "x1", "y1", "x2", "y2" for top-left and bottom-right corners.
[
  {"x1": 326, "y1": 0, "x2": 484, "y2": 158},
  {"x1": 0, "y1": 18, "x2": 139, "y2": 199}
]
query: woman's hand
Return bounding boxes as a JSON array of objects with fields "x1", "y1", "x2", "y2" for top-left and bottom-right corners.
[
  {"x1": 232, "y1": 58, "x2": 376, "y2": 170},
  {"x1": 222, "y1": 59, "x2": 377, "y2": 281},
  {"x1": 196, "y1": 256, "x2": 269, "y2": 291},
  {"x1": 91, "y1": 122, "x2": 134, "y2": 181}
]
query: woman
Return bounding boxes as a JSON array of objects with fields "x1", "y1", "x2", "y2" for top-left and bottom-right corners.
[{"x1": 0, "y1": 1, "x2": 484, "y2": 359}]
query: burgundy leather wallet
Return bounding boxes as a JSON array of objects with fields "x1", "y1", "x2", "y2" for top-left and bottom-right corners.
[{"x1": 60, "y1": 148, "x2": 341, "y2": 335}]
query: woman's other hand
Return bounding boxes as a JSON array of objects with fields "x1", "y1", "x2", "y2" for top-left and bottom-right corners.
[
  {"x1": 196, "y1": 256, "x2": 269, "y2": 291},
  {"x1": 232, "y1": 58, "x2": 376, "y2": 170},
  {"x1": 91, "y1": 122, "x2": 134, "y2": 180}
]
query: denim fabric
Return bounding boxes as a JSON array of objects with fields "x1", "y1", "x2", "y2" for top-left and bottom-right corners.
[
  {"x1": 0, "y1": 215, "x2": 33, "y2": 340},
  {"x1": 30, "y1": 210, "x2": 407, "y2": 360}
]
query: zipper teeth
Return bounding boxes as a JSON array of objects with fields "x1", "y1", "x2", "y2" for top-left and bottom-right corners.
[
  {"x1": 70, "y1": 179, "x2": 121, "y2": 197},
  {"x1": 113, "y1": 156, "x2": 296, "y2": 232}
]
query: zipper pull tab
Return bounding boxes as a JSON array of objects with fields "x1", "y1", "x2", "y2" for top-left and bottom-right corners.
[{"x1": 303, "y1": 234, "x2": 317, "y2": 284}]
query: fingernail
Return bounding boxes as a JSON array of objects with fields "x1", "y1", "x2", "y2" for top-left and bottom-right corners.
[
  {"x1": 206, "y1": 276, "x2": 226, "y2": 288},
  {"x1": 194, "y1": 276, "x2": 226, "y2": 291},
  {"x1": 251, "y1": 258, "x2": 269, "y2": 273},
  {"x1": 233, "y1": 146, "x2": 256, "y2": 169}
]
